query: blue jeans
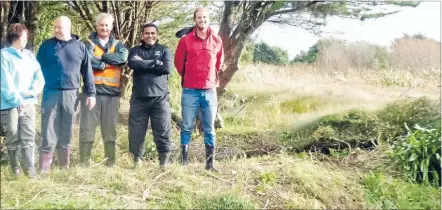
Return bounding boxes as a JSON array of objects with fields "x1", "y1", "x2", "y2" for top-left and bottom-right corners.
[{"x1": 180, "y1": 88, "x2": 217, "y2": 146}]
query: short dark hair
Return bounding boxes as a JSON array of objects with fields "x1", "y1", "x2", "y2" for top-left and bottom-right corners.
[
  {"x1": 7, "y1": 23, "x2": 28, "y2": 44},
  {"x1": 142, "y1": 23, "x2": 158, "y2": 33}
]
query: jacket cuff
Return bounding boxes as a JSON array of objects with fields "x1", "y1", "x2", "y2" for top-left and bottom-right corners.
[{"x1": 86, "y1": 93, "x2": 96, "y2": 97}]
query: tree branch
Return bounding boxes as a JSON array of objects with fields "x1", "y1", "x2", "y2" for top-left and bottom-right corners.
[
  {"x1": 70, "y1": 1, "x2": 94, "y2": 31},
  {"x1": 268, "y1": 1, "x2": 320, "y2": 18},
  {"x1": 94, "y1": 1, "x2": 102, "y2": 12}
]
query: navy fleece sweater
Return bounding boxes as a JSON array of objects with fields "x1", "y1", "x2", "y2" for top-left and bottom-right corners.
[{"x1": 36, "y1": 35, "x2": 96, "y2": 96}]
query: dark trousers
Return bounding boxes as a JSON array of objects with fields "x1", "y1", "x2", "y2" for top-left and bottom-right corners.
[
  {"x1": 128, "y1": 95, "x2": 172, "y2": 157},
  {"x1": 40, "y1": 88, "x2": 78, "y2": 152},
  {"x1": 79, "y1": 94, "x2": 119, "y2": 144}
]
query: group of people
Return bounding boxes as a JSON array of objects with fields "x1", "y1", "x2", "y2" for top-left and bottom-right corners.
[{"x1": 0, "y1": 7, "x2": 224, "y2": 177}]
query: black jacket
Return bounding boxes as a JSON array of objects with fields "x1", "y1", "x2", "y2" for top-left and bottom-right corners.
[{"x1": 128, "y1": 41, "x2": 172, "y2": 97}]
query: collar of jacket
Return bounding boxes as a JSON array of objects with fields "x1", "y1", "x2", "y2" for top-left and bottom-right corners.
[
  {"x1": 140, "y1": 40, "x2": 159, "y2": 49},
  {"x1": 52, "y1": 34, "x2": 80, "y2": 43},
  {"x1": 89, "y1": 32, "x2": 116, "y2": 49},
  {"x1": 192, "y1": 26, "x2": 214, "y2": 40},
  {"x1": 5, "y1": 47, "x2": 25, "y2": 58}
]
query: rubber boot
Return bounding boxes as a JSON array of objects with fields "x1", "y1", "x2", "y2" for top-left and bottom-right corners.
[
  {"x1": 79, "y1": 142, "x2": 93, "y2": 166},
  {"x1": 104, "y1": 142, "x2": 116, "y2": 167},
  {"x1": 133, "y1": 155, "x2": 142, "y2": 169},
  {"x1": 20, "y1": 146, "x2": 36, "y2": 177},
  {"x1": 57, "y1": 147, "x2": 70, "y2": 169},
  {"x1": 205, "y1": 145, "x2": 219, "y2": 173},
  {"x1": 39, "y1": 151, "x2": 53, "y2": 174},
  {"x1": 159, "y1": 152, "x2": 171, "y2": 167},
  {"x1": 181, "y1": 145, "x2": 189, "y2": 166},
  {"x1": 7, "y1": 149, "x2": 20, "y2": 177}
]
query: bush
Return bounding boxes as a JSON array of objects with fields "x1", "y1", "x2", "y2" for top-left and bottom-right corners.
[{"x1": 390, "y1": 124, "x2": 441, "y2": 186}]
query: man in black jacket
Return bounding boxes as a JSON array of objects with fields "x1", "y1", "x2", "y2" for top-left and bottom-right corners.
[{"x1": 127, "y1": 23, "x2": 172, "y2": 168}]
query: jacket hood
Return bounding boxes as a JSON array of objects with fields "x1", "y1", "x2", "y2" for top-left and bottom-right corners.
[
  {"x1": 52, "y1": 34, "x2": 80, "y2": 43},
  {"x1": 175, "y1": 26, "x2": 194, "y2": 38},
  {"x1": 4, "y1": 47, "x2": 28, "y2": 58},
  {"x1": 175, "y1": 26, "x2": 216, "y2": 38}
]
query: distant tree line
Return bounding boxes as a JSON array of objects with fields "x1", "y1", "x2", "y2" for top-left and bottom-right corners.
[{"x1": 241, "y1": 33, "x2": 440, "y2": 71}]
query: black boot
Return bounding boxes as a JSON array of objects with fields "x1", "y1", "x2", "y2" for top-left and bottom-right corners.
[
  {"x1": 133, "y1": 155, "x2": 142, "y2": 168},
  {"x1": 79, "y1": 142, "x2": 93, "y2": 166},
  {"x1": 104, "y1": 142, "x2": 116, "y2": 167},
  {"x1": 20, "y1": 146, "x2": 36, "y2": 177},
  {"x1": 181, "y1": 145, "x2": 189, "y2": 166},
  {"x1": 205, "y1": 145, "x2": 219, "y2": 173},
  {"x1": 159, "y1": 152, "x2": 171, "y2": 167},
  {"x1": 7, "y1": 150, "x2": 20, "y2": 177}
]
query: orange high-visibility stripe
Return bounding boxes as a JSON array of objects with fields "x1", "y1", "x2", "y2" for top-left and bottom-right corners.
[{"x1": 88, "y1": 39, "x2": 121, "y2": 87}]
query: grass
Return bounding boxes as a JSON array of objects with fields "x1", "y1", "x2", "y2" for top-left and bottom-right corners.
[
  {"x1": 1, "y1": 63, "x2": 440, "y2": 209},
  {"x1": 1, "y1": 154, "x2": 370, "y2": 209},
  {"x1": 362, "y1": 172, "x2": 441, "y2": 209}
]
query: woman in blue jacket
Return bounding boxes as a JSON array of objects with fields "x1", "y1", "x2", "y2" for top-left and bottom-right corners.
[{"x1": 0, "y1": 23, "x2": 45, "y2": 177}]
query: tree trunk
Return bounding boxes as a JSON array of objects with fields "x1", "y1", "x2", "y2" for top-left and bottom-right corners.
[
  {"x1": 0, "y1": 1, "x2": 11, "y2": 48},
  {"x1": 24, "y1": 1, "x2": 40, "y2": 52}
]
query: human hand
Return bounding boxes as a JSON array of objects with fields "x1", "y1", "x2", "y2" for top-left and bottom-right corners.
[{"x1": 86, "y1": 97, "x2": 96, "y2": 110}]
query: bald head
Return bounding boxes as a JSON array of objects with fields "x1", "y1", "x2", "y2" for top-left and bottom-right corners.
[{"x1": 54, "y1": 16, "x2": 72, "y2": 41}]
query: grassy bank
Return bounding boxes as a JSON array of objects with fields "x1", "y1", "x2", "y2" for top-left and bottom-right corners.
[{"x1": 1, "y1": 63, "x2": 440, "y2": 209}]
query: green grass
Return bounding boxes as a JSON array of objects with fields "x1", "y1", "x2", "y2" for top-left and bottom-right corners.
[
  {"x1": 1, "y1": 155, "x2": 373, "y2": 209},
  {"x1": 2, "y1": 64, "x2": 441, "y2": 209},
  {"x1": 362, "y1": 172, "x2": 441, "y2": 209}
]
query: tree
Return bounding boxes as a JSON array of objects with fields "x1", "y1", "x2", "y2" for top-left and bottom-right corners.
[
  {"x1": 0, "y1": 1, "x2": 41, "y2": 51},
  {"x1": 253, "y1": 42, "x2": 289, "y2": 65},
  {"x1": 67, "y1": 1, "x2": 192, "y2": 99},
  {"x1": 216, "y1": 1, "x2": 420, "y2": 96}
]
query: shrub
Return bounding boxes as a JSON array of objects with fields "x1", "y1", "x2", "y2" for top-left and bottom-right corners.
[{"x1": 390, "y1": 124, "x2": 441, "y2": 186}]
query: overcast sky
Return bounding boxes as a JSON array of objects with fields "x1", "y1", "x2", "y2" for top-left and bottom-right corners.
[{"x1": 255, "y1": 2, "x2": 441, "y2": 59}]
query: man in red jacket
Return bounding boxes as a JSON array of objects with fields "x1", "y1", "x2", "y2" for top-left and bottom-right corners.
[{"x1": 174, "y1": 7, "x2": 224, "y2": 172}]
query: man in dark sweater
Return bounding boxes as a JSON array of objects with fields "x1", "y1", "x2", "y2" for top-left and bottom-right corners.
[
  {"x1": 127, "y1": 23, "x2": 172, "y2": 168},
  {"x1": 79, "y1": 13, "x2": 128, "y2": 167},
  {"x1": 36, "y1": 16, "x2": 96, "y2": 173}
]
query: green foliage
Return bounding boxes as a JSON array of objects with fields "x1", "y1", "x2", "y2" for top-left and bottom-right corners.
[
  {"x1": 291, "y1": 39, "x2": 335, "y2": 64},
  {"x1": 253, "y1": 42, "x2": 289, "y2": 65},
  {"x1": 390, "y1": 124, "x2": 441, "y2": 186},
  {"x1": 378, "y1": 97, "x2": 441, "y2": 139},
  {"x1": 35, "y1": 2, "x2": 86, "y2": 52},
  {"x1": 313, "y1": 110, "x2": 384, "y2": 143},
  {"x1": 256, "y1": 172, "x2": 277, "y2": 194},
  {"x1": 280, "y1": 97, "x2": 440, "y2": 152},
  {"x1": 239, "y1": 42, "x2": 254, "y2": 64},
  {"x1": 362, "y1": 172, "x2": 440, "y2": 209},
  {"x1": 373, "y1": 46, "x2": 391, "y2": 69}
]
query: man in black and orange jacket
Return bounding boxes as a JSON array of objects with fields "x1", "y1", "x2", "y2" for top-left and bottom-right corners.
[{"x1": 80, "y1": 13, "x2": 128, "y2": 167}]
